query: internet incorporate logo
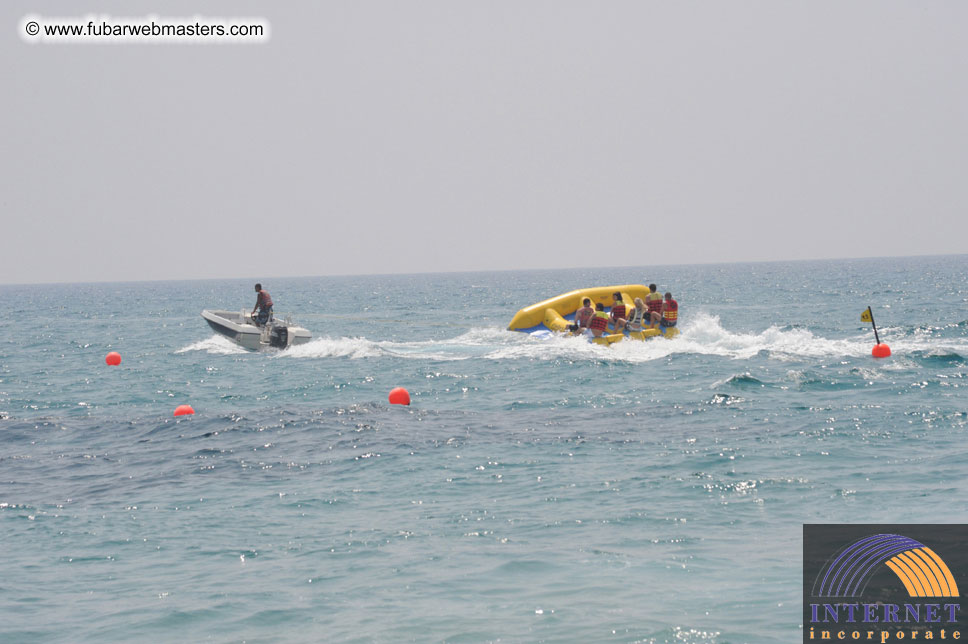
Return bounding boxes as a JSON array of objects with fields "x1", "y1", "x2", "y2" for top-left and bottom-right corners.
[
  {"x1": 803, "y1": 525, "x2": 966, "y2": 643},
  {"x1": 815, "y1": 534, "x2": 959, "y2": 599}
]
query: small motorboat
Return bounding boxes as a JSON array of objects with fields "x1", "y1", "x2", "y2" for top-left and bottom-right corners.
[{"x1": 201, "y1": 309, "x2": 312, "y2": 350}]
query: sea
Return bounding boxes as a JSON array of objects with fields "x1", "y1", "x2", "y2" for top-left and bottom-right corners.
[{"x1": 1, "y1": 255, "x2": 966, "y2": 644}]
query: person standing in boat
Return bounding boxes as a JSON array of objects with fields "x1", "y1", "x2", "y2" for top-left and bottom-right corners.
[{"x1": 252, "y1": 283, "x2": 273, "y2": 327}]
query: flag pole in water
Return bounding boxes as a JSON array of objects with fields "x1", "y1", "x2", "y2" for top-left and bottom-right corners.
[{"x1": 861, "y1": 306, "x2": 891, "y2": 358}]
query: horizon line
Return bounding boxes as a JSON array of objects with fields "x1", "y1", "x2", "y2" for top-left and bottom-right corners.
[{"x1": 1, "y1": 251, "x2": 965, "y2": 288}]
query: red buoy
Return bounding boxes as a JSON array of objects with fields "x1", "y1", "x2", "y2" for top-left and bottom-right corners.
[
  {"x1": 872, "y1": 343, "x2": 892, "y2": 358},
  {"x1": 105, "y1": 351, "x2": 121, "y2": 366},
  {"x1": 388, "y1": 387, "x2": 411, "y2": 406},
  {"x1": 174, "y1": 404, "x2": 195, "y2": 416}
]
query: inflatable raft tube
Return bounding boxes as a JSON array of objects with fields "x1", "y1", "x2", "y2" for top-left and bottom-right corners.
[
  {"x1": 589, "y1": 326, "x2": 679, "y2": 345},
  {"x1": 508, "y1": 285, "x2": 650, "y2": 332},
  {"x1": 508, "y1": 284, "x2": 679, "y2": 343}
]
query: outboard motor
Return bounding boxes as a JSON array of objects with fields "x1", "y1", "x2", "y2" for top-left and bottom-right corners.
[{"x1": 269, "y1": 324, "x2": 289, "y2": 348}]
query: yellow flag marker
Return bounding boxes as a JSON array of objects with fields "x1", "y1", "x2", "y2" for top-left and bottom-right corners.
[{"x1": 861, "y1": 306, "x2": 890, "y2": 357}]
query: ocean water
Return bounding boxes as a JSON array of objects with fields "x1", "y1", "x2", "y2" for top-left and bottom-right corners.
[{"x1": 1, "y1": 255, "x2": 966, "y2": 643}]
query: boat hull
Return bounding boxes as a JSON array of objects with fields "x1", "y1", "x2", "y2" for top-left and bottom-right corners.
[{"x1": 201, "y1": 310, "x2": 311, "y2": 350}]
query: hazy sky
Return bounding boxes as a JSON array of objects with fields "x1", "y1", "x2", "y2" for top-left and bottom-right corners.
[{"x1": 4, "y1": 1, "x2": 967, "y2": 284}]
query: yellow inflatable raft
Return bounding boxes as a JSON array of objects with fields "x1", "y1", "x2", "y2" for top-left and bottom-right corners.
[{"x1": 507, "y1": 285, "x2": 679, "y2": 344}]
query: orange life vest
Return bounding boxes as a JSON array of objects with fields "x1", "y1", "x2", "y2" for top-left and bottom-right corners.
[
  {"x1": 662, "y1": 299, "x2": 678, "y2": 324},
  {"x1": 646, "y1": 292, "x2": 663, "y2": 314}
]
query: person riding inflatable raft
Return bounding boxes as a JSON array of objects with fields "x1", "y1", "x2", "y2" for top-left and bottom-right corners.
[{"x1": 507, "y1": 284, "x2": 679, "y2": 345}]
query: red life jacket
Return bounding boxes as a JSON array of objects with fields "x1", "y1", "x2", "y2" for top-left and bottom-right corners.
[
  {"x1": 662, "y1": 299, "x2": 678, "y2": 323},
  {"x1": 257, "y1": 290, "x2": 273, "y2": 309},
  {"x1": 646, "y1": 292, "x2": 663, "y2": 313},
  {"x1": 590, "y1": 312, "x2": 609, "y2": 331},
  {"x1": 610, "y1": 302, "x2": 627, "y2": 320}
]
